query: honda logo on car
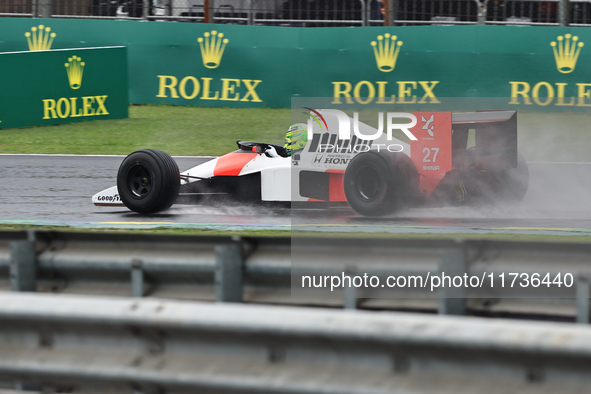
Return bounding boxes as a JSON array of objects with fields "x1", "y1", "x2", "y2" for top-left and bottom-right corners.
[
  {"x1": 312, "y1": 154, "x2": 352, "y2": 166},
  {"x1": 323, "y1": 156, "x2": 351, "y2": 165}
]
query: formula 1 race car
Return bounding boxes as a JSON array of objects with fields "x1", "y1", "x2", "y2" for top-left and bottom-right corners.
[{"x1": 92, "y1": 110, "x2": 529, "y2": 216}]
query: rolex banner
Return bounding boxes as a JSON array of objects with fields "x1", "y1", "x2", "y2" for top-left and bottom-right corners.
[
  {"x1": 0, "y1": 46, "x2": 128, "y2": 129},
  {"x1": 1, "y1": 18, "x2": 591, "y2": 110}
]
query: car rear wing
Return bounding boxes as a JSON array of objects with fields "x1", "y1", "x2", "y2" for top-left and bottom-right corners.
[{"x1": 451, "y1": 110, "x2": 518, "y2": 173}]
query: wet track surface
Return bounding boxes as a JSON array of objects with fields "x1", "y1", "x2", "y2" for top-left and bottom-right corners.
[{"x1": 1, "y1": 154, "x2": 591, "y2": 235}]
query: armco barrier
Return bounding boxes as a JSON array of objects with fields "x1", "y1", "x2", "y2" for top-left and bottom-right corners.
[
  {"x1": 0, "y1": 46, "x2": 128, "y2": 128},
  {"x1": 2, "y1": 230, "x2": 591, "y2": 321},
  {"x1": 1, "y1": 18, "x2": 591, "y2": 109},
  {"x1": 1, "y1": 292, "x2": 591, "y2": 393}
]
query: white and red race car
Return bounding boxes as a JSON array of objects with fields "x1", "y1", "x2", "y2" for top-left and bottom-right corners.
[{"x1": 92, "y1": 110, "x2": 528, "y2": 216}]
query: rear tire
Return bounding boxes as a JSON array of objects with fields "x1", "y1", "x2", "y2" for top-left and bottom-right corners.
[
  {"x1": 117, "y1": 149, "x2": 180, "y2": 214},
  {"x1": 344, "y1": 151, "x2": 419, "y2": 217},
  {"x1": 495, "y1": 152, "x2": 529, "y2": 202}
]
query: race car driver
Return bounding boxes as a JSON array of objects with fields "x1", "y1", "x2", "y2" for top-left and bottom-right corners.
[{"x1": 284, "y1": 123, "x2": 308, "y2": 156}]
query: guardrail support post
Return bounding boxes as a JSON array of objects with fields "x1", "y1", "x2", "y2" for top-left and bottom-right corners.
[
  {"x1": 215, "y1": 243, "x2": 243, "y2": 303},
  {"x1": 14, "y1": 381, "x2": 42, "y2": 391},
  {"x1": 437, "y1": 247, "x2": 467, "y2": 316},
  {"x1": 576, "y1": 274, "x2": 589, "y2": 324},
  {"x1": 131, "y1": 259, "x2": 144, "y2": 298},
  {"x1": 10, "y1": 241, "x2": 37, "y2": 292},
  {"x1": 344, "y1": 266, "x2": 357, "y2": 309}
]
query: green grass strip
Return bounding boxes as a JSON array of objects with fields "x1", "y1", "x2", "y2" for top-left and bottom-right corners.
[{"x1": 0, "y1": 105, "x2": 290, "y2": 156}]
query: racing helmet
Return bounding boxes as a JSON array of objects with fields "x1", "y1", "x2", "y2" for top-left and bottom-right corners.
[{"x1": 284, "y1": 123, "x2": 308, "y2": 156}]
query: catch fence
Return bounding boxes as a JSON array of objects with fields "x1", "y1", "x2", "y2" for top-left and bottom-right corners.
[{"x1": 2, "y1": 0, "x2": 590, "y2": 26}]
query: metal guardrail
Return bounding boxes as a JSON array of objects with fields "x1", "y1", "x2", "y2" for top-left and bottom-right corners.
[
  {"x1": 1, "y1": 0, "x2": 589, "y2": 27},
  {"x1": 0, "y1": 229, "x2": 293, "y2": 301},
  {"x1": 0, "y1": 292, "x2": 591, "y2": 392},
  {"x1": 2, "y1": 230, "x2": 591, "y2": 322}
]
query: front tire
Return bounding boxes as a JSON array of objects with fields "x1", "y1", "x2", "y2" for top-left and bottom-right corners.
[
  {"x1": 117, "y1": 149, "x2": 180, "y2": 214},
  {"x1": 344, "y1": 151, "x2": 419, "y2": 217}
]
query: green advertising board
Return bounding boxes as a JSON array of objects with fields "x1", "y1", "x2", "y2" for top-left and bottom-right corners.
[
  {"x1": 0, "y1": 46, "x2": 128, "y2": 129},
  {"x1": 0, "y1": 18, "x2": 590, "y2": 110}
]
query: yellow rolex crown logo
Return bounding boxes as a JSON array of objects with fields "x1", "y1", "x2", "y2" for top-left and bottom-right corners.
[
  {"x1": 25, "y1": 25, "x2": 56, "y2": 51},
  {"x1": 551, "y1": 34, "x2": 584, "y2": 74},
  {"x1": 371, "y1": 33, "x2": 402, "y2": 73},
  {"x1": 197, "y1": 30, "x2": 229, "y2": 69},
  {"x1": 65, "y1": 56, "x2": 85, "y2": 90}
]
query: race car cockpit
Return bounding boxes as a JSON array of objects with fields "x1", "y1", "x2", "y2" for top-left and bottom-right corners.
[{"x1": 236, "y1": 140, "x2": 289, "y2": 158}]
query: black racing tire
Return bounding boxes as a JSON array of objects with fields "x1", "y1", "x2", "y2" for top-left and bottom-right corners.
[
  {"x1": 344, "y1": 151, "x2": 419, "y2": 217},
  {"x1": 117, "y1": 149, "x2": 180, "y2": 214},
  {"x1": 496, "y1": 152, "x2": 529, "y2": 202}
]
